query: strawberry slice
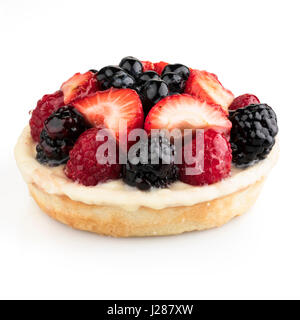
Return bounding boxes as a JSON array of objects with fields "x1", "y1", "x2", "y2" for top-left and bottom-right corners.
[
  {"x1": 185, "y1": 69, "x2": 234, "y2": 112},
  {"x1": 154, "y1": 61, "x2": 169, "y2": 75},
  {"x1": 61, "y1": 71, "x2": 99, "y2": 104},
  {"x1": 144, "y1": 94, "x2": 231, "y2": 135},
  {"x1": 72, "y1": 88, "x2": 144, "y2": 144},
  {"x1": 141, "y1": 61, "x2": 155, "y2": 72}
]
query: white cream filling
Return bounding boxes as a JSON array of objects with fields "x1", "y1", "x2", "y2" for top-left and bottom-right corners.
[{"x1": 15, "y1": 126, "x2": 279, "y2": 211}]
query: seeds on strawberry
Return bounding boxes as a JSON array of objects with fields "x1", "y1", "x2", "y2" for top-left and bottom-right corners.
[
  {"x1": 60, "y1": 71, "x2": 99, "y2": 104},
  {"x1": 72, "y1": 88, "x2": 144, "y2": 146},
  {"x1": 144, "y1": 94, "x2": 231, "y2": 135},
  {"x1": 185, "y1": 69, "x2": 234, "y2": 112}
]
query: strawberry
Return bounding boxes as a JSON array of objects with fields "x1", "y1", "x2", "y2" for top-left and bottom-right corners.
[
  {"x1": 179, "y1": 129, "x2": 232, "y2": 186},
  {"x1": 185, "y1": 69, "x2": 234, "y2": 112},
  {"x1": 60, "y1": 71, "x2": 99, "y2": 104},
  {"x1": 144, "y1": 94, "x2": 231, "y2": 135},
  {"x1": 72, "y1": 88, "x2": 144, "y2": 145},
  {"x1": 154, "y1": 61, "x2": 169, "y2": 75},
  {"x1": 141, "y1": 61, "x2": 155, "y2": 72}
]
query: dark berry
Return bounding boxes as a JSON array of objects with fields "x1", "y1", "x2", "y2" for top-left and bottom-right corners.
[
  {"x1": 162, "y1": 72, "x2": 185, "y2": 94},
  {"x1": 229, "y1": 104, "x2": 278, "y2": 168},
  {"x1": 119, "y1": 56, "x2": 143, "y2": 79},
  {"x1": 162, "y1": 64, "x2": 190, "y2": 80},
  {"x1": 122, "y1": 132, "x2": 179, "y2": 190},
  {"x1": 36, "y1": 106, "x2": 89, "y2": 166},
  {"x1": 140, "y1": 79, "x2": 169, "y2": 114},
  {"x1": 96, "y1": 65, "x2": 123, "y2": 89},
  {"x1": 138, "y1": 71, "x2": 160, "y2": 87},
  {"x1": 98, "y1": 69, "x2": 136, "y2": 90}
]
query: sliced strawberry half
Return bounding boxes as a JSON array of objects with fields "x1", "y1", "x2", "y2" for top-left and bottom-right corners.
[
  {"x1": 144, "y1": 94, "x2": 231, "y2": 135},
  {"x1": 72, "y1": 88, "x2": 144, "y2": 144},
  {"x1": 141, "y1": 61, "x2": 155, "y2": 72},
  {"x1": 185, "y1": 69, "x2": 234, "y2": 112},
  {"x1": 154, "y1": 61, "x2": 169, "y2": 75},
  {"x1": 61, "y1": 71, "x2": 99, "y2": 104}
]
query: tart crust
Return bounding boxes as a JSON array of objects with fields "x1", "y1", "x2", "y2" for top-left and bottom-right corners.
[{"x1": 28, "y1": 178, "x2": 265, "y2": 237}]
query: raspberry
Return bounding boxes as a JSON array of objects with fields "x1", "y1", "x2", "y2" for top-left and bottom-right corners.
[
  {"x1": 65, "y1": 128, "x2": 121, "y2": 186},
  {"x1": 229, "y1": 104, "x2": 278, "y2": 167},
  {"x1": 229, "y1": 94, "x2": 260, "y2": 111},
  {"x1": 179, "y1": 129, "x2": 232, "y2": 186},
  {"x1": 122, "y1": 132, "x2": 179, "y2": 191},
  {"x1": 29, "y1": 90, "x2": 65, "y2": 142}
]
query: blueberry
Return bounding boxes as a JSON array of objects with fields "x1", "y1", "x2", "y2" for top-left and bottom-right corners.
[
  {"x1": 162, "y1": 64, "x2": 190, "y2": 80},
  {"x1": 141, "y1": 80, "x2": 169, "y2": 114},
  {"x1": 96, "y1": 65, "x2": 123, "y2": 84},
  {"x1": 119, "y1": 56, "x2": 143, "y2": 79},
  {"x1": 162, "y1": 72, "x2": 185, "y2": 94},
  {"x1": 138, "y1": 71, "x2": 160, "y2": 87}
]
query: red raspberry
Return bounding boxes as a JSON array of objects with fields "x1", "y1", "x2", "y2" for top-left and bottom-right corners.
[
  {"x1": 179, "y1": 129, "x2": 232, "y2": 186},
  {"x1": 65, "y1": 128, "x2": 121, "y2": 186},
  {"x1": 141, "y1": 61, "x2": 155, "y2": 72},
  {"x1": 29, "y1": 90, "x2": 65, "y2": 142},
  {"x1": 229, "y1": 94, "x2": 260, "y2": 111}
]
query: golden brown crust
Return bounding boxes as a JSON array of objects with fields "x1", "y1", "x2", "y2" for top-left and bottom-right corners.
[{"x1": 28, "y1": 178, "x2": 265, "y2": 237}]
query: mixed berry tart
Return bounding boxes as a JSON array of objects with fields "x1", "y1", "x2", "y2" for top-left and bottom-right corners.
[{"x1": 15, "y1": 57, "x2": 279, "y2": 237}]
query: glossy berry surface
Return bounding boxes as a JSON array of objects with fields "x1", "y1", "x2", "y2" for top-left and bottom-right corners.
[
  {"x1": 65, "y1": 128, "x2": 121, "y2": 186},
  {"x1": 36, "y1": 106, "x2": 89, "y2": 166},
  {"x1": 29, "y1": 90, "x2": 65, "y2": 142},
  {"x1": 138, "y1": 71, "x2": 160, "y2": 87},
  {"x1": 119, "y1": 56, "x2": 143, "y2": 79},
  {"x1": 162, "y1": 72, "x2": 185, "y2": 94},
  {"x1": 140, "y1": 79, "x2": 169, "y2": 114},
  {"x1": 162, "y1": 64, "x2": 190, "y2": 80},
  {"x1": 179, "y1": 129, "x2": 232, "y2": 186},
  {"x1": 122, "y1": 133, "x2": 179, "y2": 190},
  {"x1": 229, "y1": 104, "x2": 278, "y2": 167},
  {"x1": 228, "y1": 94, "x2": 260, "y2": 111},
  {"x1": 97, "y1": 66, "x2": 135, "y2": 90}
]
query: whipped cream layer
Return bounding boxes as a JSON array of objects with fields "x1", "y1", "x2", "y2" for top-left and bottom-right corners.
[{"x1": 15, "y1": 126, "x2": 279, "y2": 211}]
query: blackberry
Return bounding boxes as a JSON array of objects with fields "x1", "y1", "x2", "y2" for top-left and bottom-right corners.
[
  {"x1": 119, "y1": 56, "x2": 143, "y2": 79},
  {"x1": 162, "y1": 64, "x2": 190, "y2": 80},
  {"x1": 162, "y1": 72, "x2": 185, "y2": 94},
  {"x1": 229, "y1": 104, "x2": 278, "y2": 168},
  {"x1": 138, "y1": 71, "x2": 161, "y2": 87},
  {"x1": 122, "y1": 133, "x2": 179, "y2": 191},
  {"x1": 140, "y1": 79, "x2": 169, "y2": 115},
  {"x1": 36, "y1": 106, "x2": 89, "y2": 166}
]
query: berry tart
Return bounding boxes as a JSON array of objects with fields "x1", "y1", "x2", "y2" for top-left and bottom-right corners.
[{"x1": 15, "y1": 57, "x2": 279, "y2": 237}]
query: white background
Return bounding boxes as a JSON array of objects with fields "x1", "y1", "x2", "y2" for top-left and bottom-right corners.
[{"x1": 0, "y1": 0, "x2": 299, "y2": 300}]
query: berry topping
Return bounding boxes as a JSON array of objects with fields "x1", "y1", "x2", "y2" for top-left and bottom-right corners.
[
  {"x1": 228, "y1": 94, "x2": 260, "y2": 111},
  {"x1": 122, "y1": 132, "x2": 179, "y2": 190},
  {"x1": 140, "y1": 79, "x2": 169, "y2": 115},
  {"x1": 162, "y1": 63, "x2": 190, "y2": 80},
  {"x1": 154, "y1": 61, "x2": 169, "y2": 75},
  {"x1": 119, "y1": 56, "x2": 143, "y2": 79},
  {"x1": 145, "y1": 94, "x2": 231, "y2": 135},
  {"x1": 138, "y1": 71, "x2": 160, "y2": 87},
  {"x1": 29, "y1": 90, "x2": 65, "y2": 142},
  {"x1": 179, "y1": 129, "x2": 232, "y2": 186},
  {"x1": 60, "y1": 71, "x2": 99, "y2": 105},
  {"x1": 141, "y1": 61, "x2": 155, "y2": 72},
  {"x1": 65, "y1": 128, "x2": 121, "y2": 186},
  {"x1": 162, "y1": 72, "x2": 185, "y2": 95},
  {"x1": 185, "y1": 69, "x2": 234, "y2": 112},
  {"x1": 229, "y1": 104, "x2": 278, "y2": 167},
  {"x1": 36, "y1": 106, "x2": 89, "y2": 166},
  {"x1": 72, "y1": 88, "x2": 144, "y2": 144}
]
